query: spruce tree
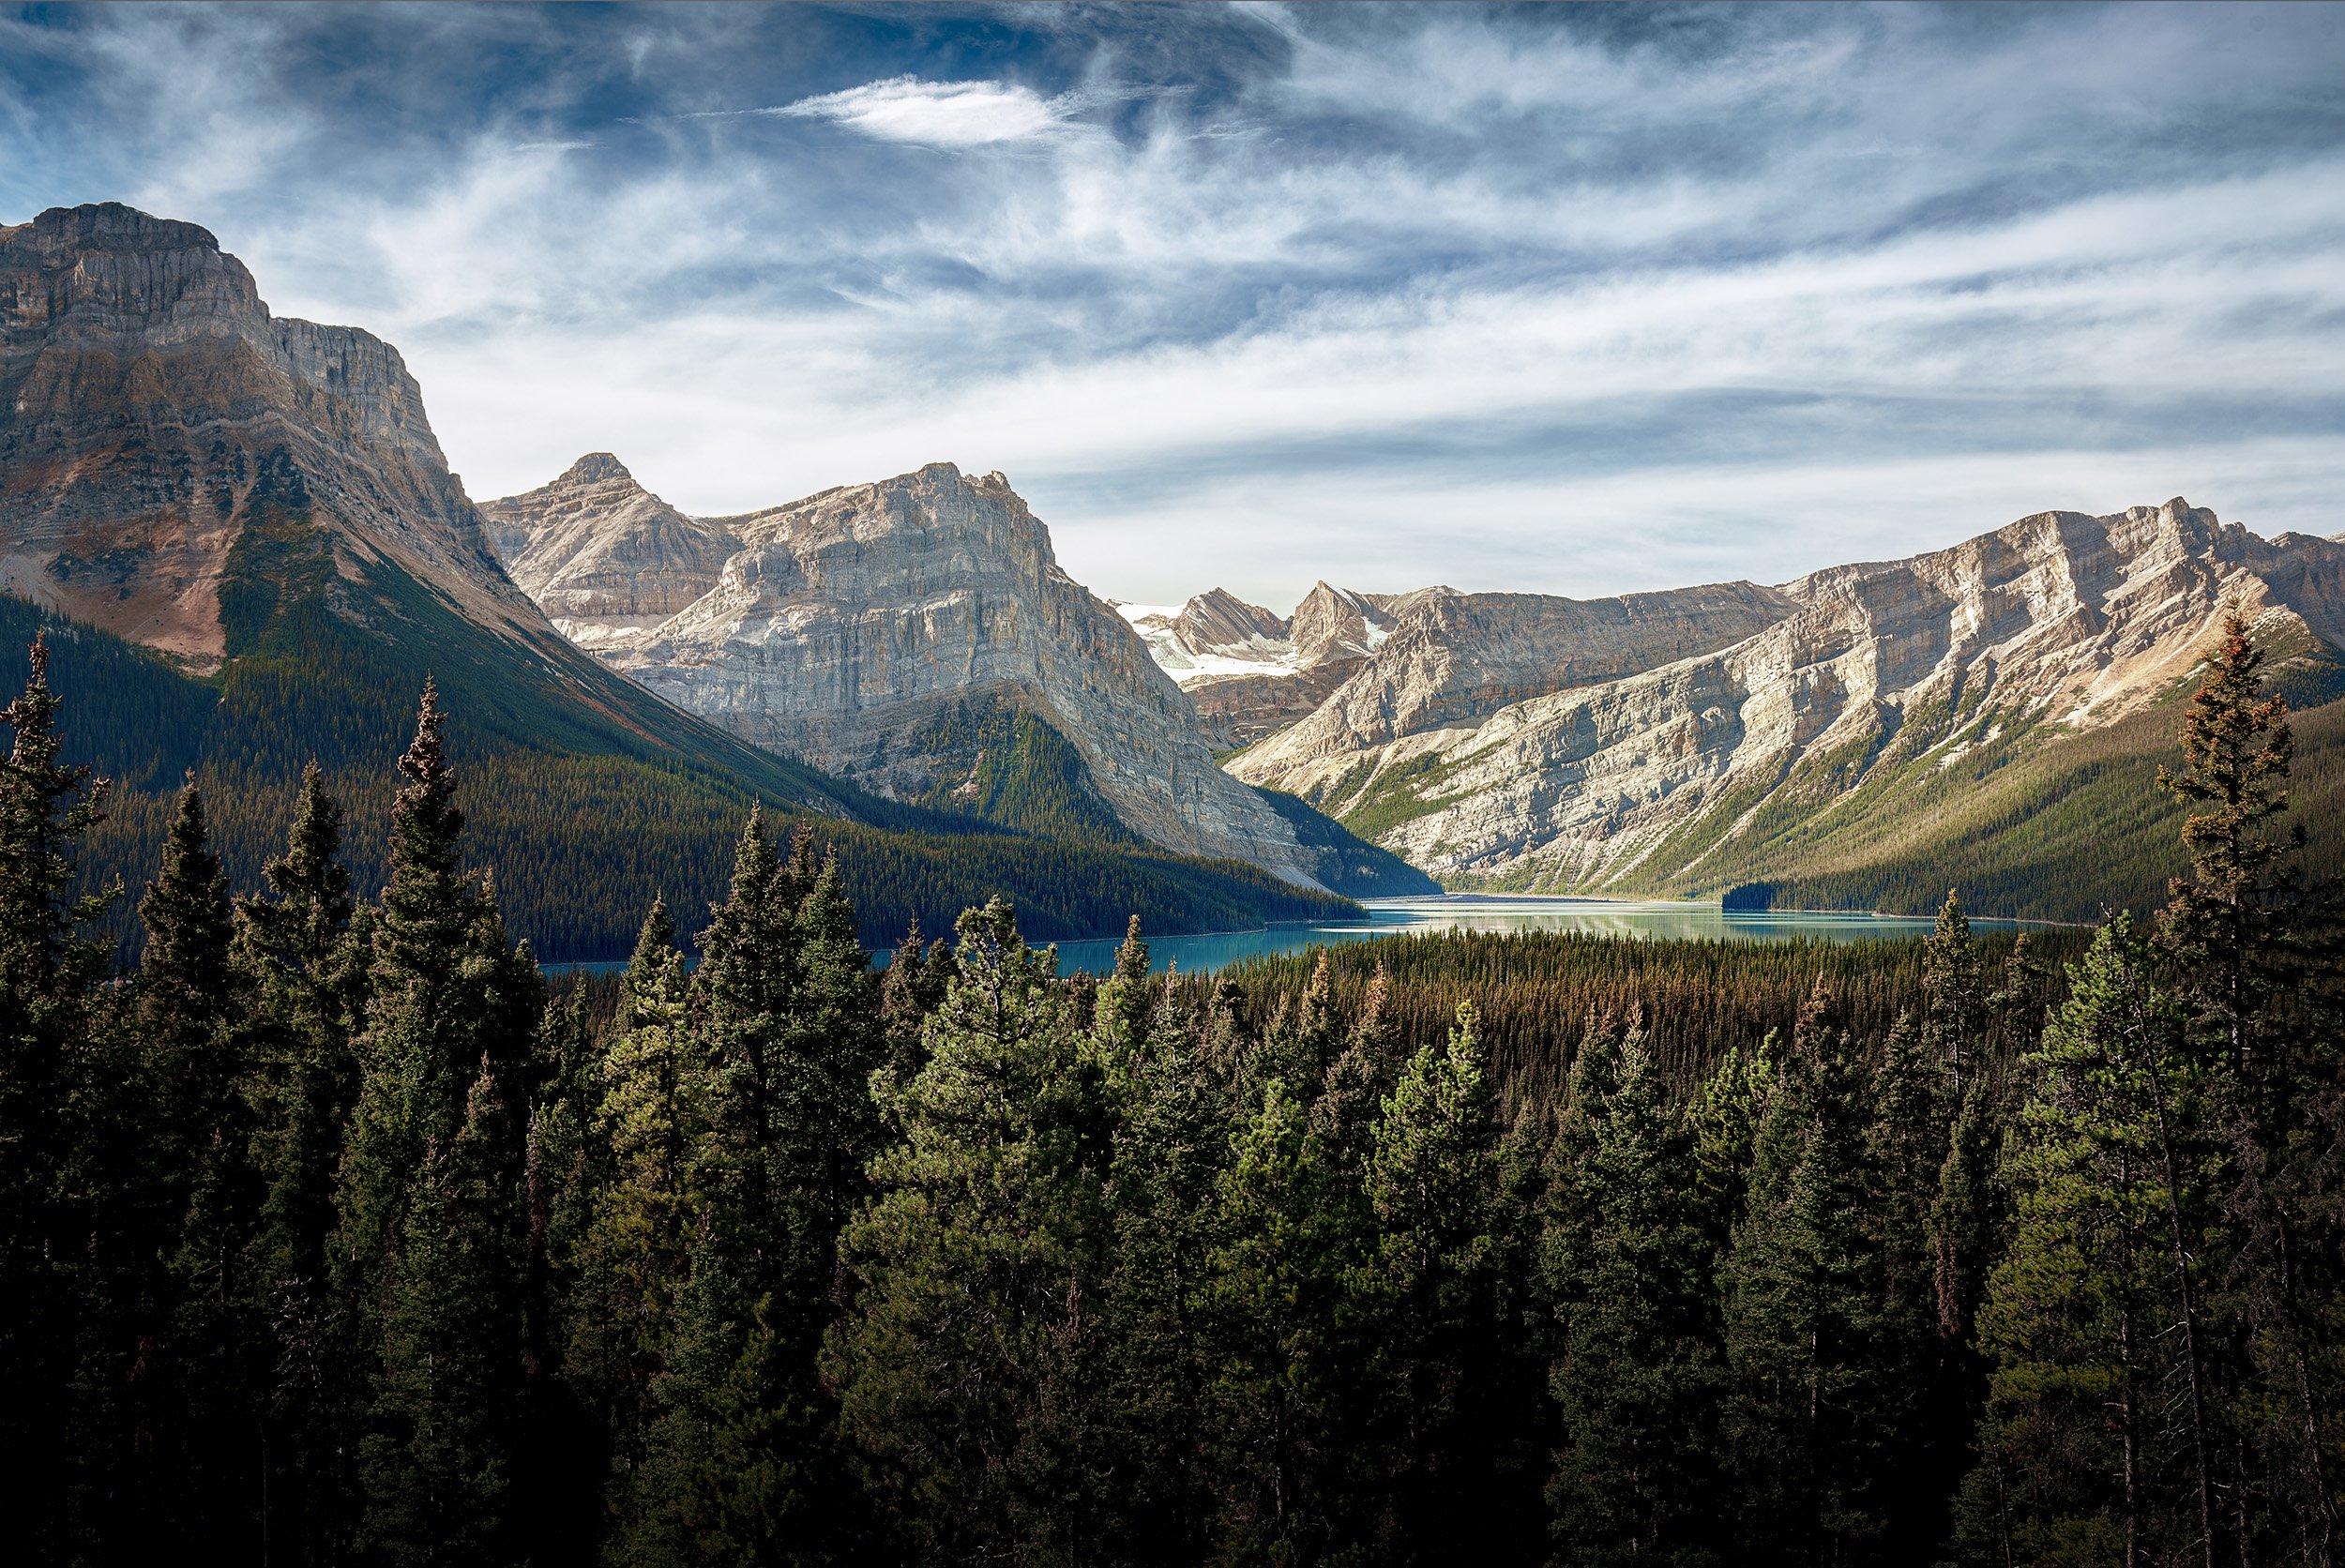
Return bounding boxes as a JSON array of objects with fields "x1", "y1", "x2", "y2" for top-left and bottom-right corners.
[
  {"x1": 1962, "y1": 916, "x2": 2224, "y2": 1566},
  {"x1": 2156, "y1": 611, "x2": 2299, "y2": 1073},
  {"x1": 2156, "y1": 611, "x2": 2338, "y2": 1560},
  {"x1": 624, "y1": 821, "x2": 876, "y2": 1563},
  {"x1": 336, "y1": 682, "x2": 542, "y2": 1565},
  {"x1": 0, "y1": 631, "x2": 123, "y2": 1556},
  {"x1": 1095, "y1": 942, "x2": 1227, "y2": 1562},
  {"x1": 235, "y1": 761, "x2": 364, "y2": 1563},
  {"x1": 1356, "y1": 1001, "x2": 1531, "y2": 1557},
  {"x1": 1720, "y1": 984, "x2": 1894, "y2": 1564},
  {"x1": 1201, "y1": 1075, "x2": 1349, "y2": 1563},
  {"x1": 1547, "y1": 1027, "x2": 1718, "y2": 1565},
  {"x1": 830, "y1": 897, "x2": 1105, "y2": 1562},
  {"x1": 144, "y1": 776, "x2": 268, "y2": 1546}
]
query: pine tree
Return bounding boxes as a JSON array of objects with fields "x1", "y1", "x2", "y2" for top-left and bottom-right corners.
[
  {"x1": 1094, "y1": 944, "x2": 1226, "y2": 1562},
  {"x1": 2157, "y1": 611, "x2": 2299, "y2": 1074},
  {"x1": 0, "y1": 630, "x2": 124, "y2": 1556},
  {"x1": 621, "y1": 822, "x2": 876, "y2": 1564},
  {"x1": 570, "y1": 896, "x2": 696, "y2": 1477},
  {"x1": 235, "y1": 761, "x2": 365, "y2": 1563},
  {"x1": 1547, "y1": 1026, "x2": 1719, "y2": 1565},
  {"x1": 2156, "y1": 611, "x2": 2339, "y2": 1561},
  {"x1": 335, "y1": 682, "x2": 543, "y2": 1565},
  {"x1": 829, "y1": 897, "x2": 1105, "y2": 1563},
  {"x1": 1962, "y1": 916, "x2": 2224, "y2": 1567},
  {"x1": 878, "y1": 916, "x2": 950, "y2": 1082},
  {"x1": 143, "y1": 776, "x2": 268, "y2": 1546},
  {"x1": 1720, "y1": 983, "x2": 1894, "y2": 1564},
  {"x1": 1355, "y1": 1000, "x2": 1531, "y2": 1557},
  {"x1": 1925, "y1": 889, "x2": 1984, "y2": 1102},
  {"x1": 1201, "y1": 1075, "x2": 1350, "y2": 1564}
]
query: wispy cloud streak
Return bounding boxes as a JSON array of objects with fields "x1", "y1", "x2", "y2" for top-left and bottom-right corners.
[{"x1": 0, "y1": 2, "x2": 2340, "y2": 608}]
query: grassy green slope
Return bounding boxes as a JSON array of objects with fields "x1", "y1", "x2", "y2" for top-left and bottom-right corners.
[
  {"x1": 1444, "y1": 638, "x2": 2345, "y2": 923},
  {"x1": 17, "y1": 496, "x2": 1355, "y2": 960}
]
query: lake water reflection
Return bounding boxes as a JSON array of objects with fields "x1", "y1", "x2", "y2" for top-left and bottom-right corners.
[{"x1": 1045, "y1": 897, "x2": 2045, "y2": 978}]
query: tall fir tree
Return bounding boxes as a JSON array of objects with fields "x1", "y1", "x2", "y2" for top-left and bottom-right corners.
[
  {"x1": 2156, "y1": 611, "x2": 2340, "y2": 1561},
  {"x1": 1962, "y1": 915, "x2": 2226, "y2": 1567},
  {"x1": 1720, "y1": 983, "x2": 1896, "y2": 1564},
  {"x1": 142, "y1": 776, "x2": 268, "y2": 1548},
  {"x1": 0, "y1": 631, "x2": 126, "y2": 1558},
  {"x1": 1354, "y1": 1000, "x2": 1536, "y2": 1560},
  {"x1": 1547, "y1": 1025, "x2": 1719, "y2": 1566},
  {"x1": 335, "y1": 682, "x2": 543, "y2": 1566},
  {"x1": 234, "y1": 760, "x2": 366, "y2": 1563},
  {"x1": 830, "y1": 897, "x2": 1106, "y2": 1563}
]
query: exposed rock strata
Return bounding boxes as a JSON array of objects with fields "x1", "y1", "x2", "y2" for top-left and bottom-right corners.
[
  {"x1": 1238, "y1": 582, "x2": 1799, "y2": 771},
  {"x1": 556, "y1": 462, "x2": 1332, "y2": 884},
  {"x1": 1234, "y1": 500, "x2": 2345, "y2": 885},
  {"x1": 0, "y1": 203, "x2": 538, "y2": 667},
  {"x1": 1122, "y1": 580, "x2": 1449, "y2": 748},
  {"x1": 481, "y1": 454, "x2": 739, "y2": 647}
]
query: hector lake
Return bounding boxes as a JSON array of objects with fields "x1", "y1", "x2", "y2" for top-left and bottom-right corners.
[{"x1": 1043, "y1": 895, "x2": 2051, "y2": 976}]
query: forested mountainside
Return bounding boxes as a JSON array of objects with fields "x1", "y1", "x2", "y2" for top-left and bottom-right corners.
[
  {"x1": 0, "y1": 204, "x2": 1380, "y2": 956},
  {"x1": 1227, "y1": 499, "x2": 2345, "y2": 921},
  {"x1": 7, "y1": 609, "x2": 2337, "y2": 1565}
]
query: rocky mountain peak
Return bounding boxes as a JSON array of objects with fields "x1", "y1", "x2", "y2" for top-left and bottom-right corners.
[
  {"x1": 560, "y1": 451, "x2": 632, "y2": 486},
  {"x1": 1178, "y1": 588, "x2": 1289, "y2": 651},
  {"x1": 0, "y1": 202, "x2": 534, "y2": 666},
  {"x1": 482, "y1": 455, "x2": 739, "y2": 646}
]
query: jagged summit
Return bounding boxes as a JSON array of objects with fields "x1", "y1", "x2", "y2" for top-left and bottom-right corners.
[
  {"x1": 0, "y1": 201, "x2": 534, "y2": 665},
  {"x1": 560, "y1": 451, "x2": 632, "y2": 485}
]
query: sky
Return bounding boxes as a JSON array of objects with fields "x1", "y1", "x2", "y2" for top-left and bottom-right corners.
[{"x1": 5, "y1": 2, "x2": 2344, "y2": 611}]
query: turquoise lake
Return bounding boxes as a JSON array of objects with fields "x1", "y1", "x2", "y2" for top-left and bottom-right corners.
[
  {"x1": 1041, "y1": 897, "x2": 2045, "y2": 977},
  {"x1": 549, "y1": 897, "x2": 2048, "y2": 979}
]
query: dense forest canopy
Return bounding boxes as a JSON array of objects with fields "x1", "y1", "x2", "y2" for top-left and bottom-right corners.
[{"x1": 0, "y1": 613, "x2": 2339, "y2": 1566}]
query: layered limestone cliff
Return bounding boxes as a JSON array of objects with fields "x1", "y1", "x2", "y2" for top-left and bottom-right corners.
[
  {"x1": 1234, "y1": 500, "x2": 2345, "y2": 886},
  {"x1": 533, "y1": 461, "x2": 1334, "y2": 884},
  {"x1": 0, "y1": 203, "x2": 539, "y2": 666},
  {"x1": 1235, "y1": 581, "x2": 1799, "y2": 773},
  {"x1": 481, "y1": 454, "x2": 740, "y2": 648}
]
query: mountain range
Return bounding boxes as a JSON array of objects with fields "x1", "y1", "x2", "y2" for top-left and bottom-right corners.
[
  {"x1": 0, "y1": 204, "x2": 1419, "y2": 961},
  {"x1": 8, "y1": 200, "x2": 2341, "y2": 945}
]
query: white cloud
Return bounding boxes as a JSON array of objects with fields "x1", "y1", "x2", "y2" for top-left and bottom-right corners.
[{"x1": 771, "y1": 76, "x2": 1067, "y2": 146}]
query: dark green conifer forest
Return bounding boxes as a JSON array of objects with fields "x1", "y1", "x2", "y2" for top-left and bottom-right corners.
[{"x1": 3, "y1": 613, "x2": 2340, "y2": 1566}]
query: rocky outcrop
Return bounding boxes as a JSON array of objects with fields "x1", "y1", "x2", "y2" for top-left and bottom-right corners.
[
  {"x1": 1236, "y1": 581, "x2": 1799, "y2": 773},
  {"x1": 1121, "y1": 580, "x2": 1448, "y2": 748},
  {"x1": 481, "y1": 454, "x2": 739, "y2": 648},
  {"x1": 580, "y1": 462, "x2": 1334, "y2": 885},
  {"x1": 1236, "y1": 500, "x2": 2345, "y2": 887},
  {"x1": 0, "y1": 203, "x2": 538, "y2": 666}
]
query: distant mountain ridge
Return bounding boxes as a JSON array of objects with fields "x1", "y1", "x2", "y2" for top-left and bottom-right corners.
[
  {"x1": 1114, "y1": 581, "x2": 1454, "y2": 747},
  {"x1": 1221, "y1": 498, "x2": 2345, "y2": 920}
]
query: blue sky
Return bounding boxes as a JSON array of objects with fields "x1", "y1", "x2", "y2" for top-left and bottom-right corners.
[{"x1": 6, "y1": 2, "x2": 2344, "y2": 610}]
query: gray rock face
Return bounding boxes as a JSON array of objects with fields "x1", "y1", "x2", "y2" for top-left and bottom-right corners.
[
  {"x1": 481, "y1": 455, "x2": 740, "y2": 647},
  {"x1": 0, "y1": 203, "x2": 536, "y2": 666},
  {"x1": 1123, "y1": 580, "x2": 1445, "y2": 748},
  {"x1": 1235, "y1": 500, "x2": 2345, "y2": 883},
  {"x1": 553, "y1": 461, "x2": 1329, "y2": 884},
  {"x1": 1239, "y1": 581, "x2": 1799, "y2": 771}
]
